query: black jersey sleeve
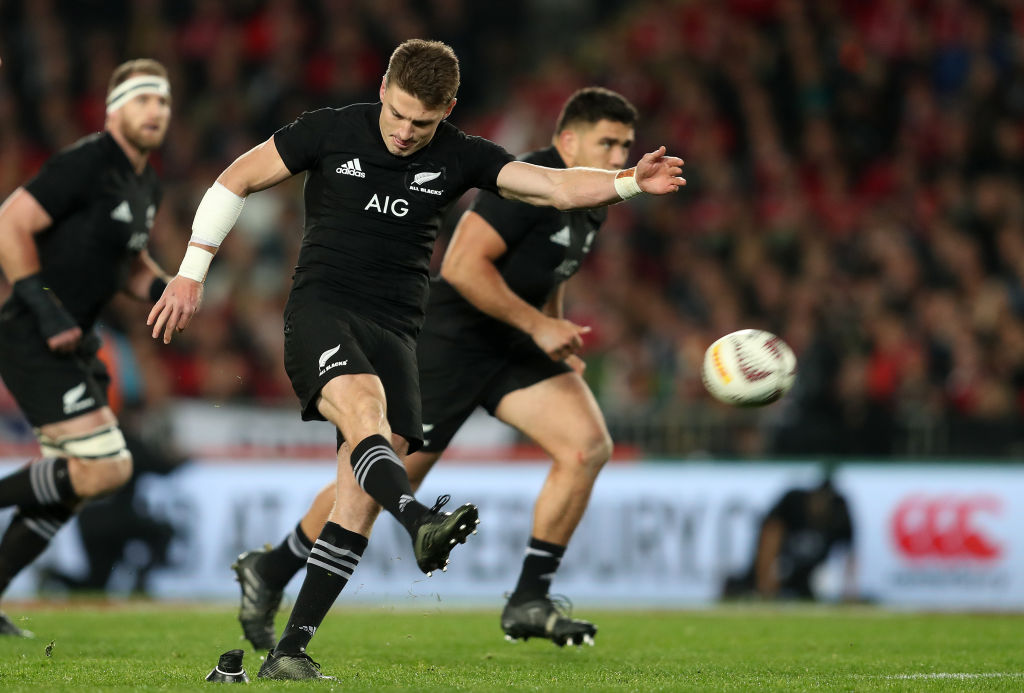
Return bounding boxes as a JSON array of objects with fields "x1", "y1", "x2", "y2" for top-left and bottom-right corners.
[
  {"x1": 458, "y1": 134, "x2": 514, "y2": 195},
  {"x1": 273, "y1": 108, "x2": 336, "y2": 174},
  {"x1": 23, "y1": 144, "x2": 99, "y2": 221},
  {"x1": 469, "y1": 188, "x2": 548, "y2": 248}
]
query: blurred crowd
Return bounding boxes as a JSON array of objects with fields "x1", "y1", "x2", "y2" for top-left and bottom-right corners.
[{"x1": 2, "y1": 0, "x2": 1024, "y2": 457}]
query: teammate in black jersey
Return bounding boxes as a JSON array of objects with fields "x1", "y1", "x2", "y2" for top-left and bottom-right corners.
[
  {"x1": 149, "y1": 40, "x2": 682, "y2": 681},
  {"x1": 0, "y1": 59, "x2": 172, "y2": 637},
  {"x1": 232, "y1": 87, "x2": 637, "y2": 653}
]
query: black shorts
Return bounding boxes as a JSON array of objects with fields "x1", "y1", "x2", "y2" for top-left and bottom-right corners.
[
  {"x1": 0, "y1": 313, "x2": 108, "y2": 427},
  {"x1": 283, "y1": 295, "x2": 423, "y2": 453},
  {"x1": 416, "y1": 325, "x2": 571, "y2": 453}
]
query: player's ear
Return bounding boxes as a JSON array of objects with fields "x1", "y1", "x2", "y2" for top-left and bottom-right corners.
[
  {"x1": 442, "y1": 98, "x2": 456, "y2": 120},
  {"x1": 557, "y1": 128, "x2": 577, "y2": 158},
  {"x1": 379, "y1": 77, "x2": 387, "y2": 101}
]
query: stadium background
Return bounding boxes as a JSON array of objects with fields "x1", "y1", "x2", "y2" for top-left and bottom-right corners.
[{"x1": 0, "y1": 0, "x2": 1021, "y2": 610}]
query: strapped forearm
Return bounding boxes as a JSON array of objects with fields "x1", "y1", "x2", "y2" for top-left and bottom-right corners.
[{"x1": 177, "y1": 182, "x2": 245, "y2": 282}]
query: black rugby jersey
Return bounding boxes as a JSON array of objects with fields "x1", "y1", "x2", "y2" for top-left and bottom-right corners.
[
  {"x1": 425, "y1": 146, "x2": 606, "y2": 345},
  {"x1": 273, "y1": 103, "x2": 514, "y2": 339},
  {"x1": 1, "y1": 132, "x2": 162, "y2": 331}
]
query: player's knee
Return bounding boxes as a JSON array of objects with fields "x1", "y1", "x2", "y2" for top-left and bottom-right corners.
[
  {"x1": 584, "y1": 431, "x2": 613, "y2": 472},
  {"x1": 106, "y1": 451, "x2": 134, "y2": 487},
  {"x1": 558, "y1": 429, "x2": 612, "y2": 475}
]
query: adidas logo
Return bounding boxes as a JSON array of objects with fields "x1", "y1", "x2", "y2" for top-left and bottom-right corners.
[
  {"x1": 549, "y1": 226, "x2": 571, "y2": 247},
  {"x1": 62, "y1": 382, "x2": 95, "y2": 415},
  {"x1": 318, "y1": 345, "x2": 348, "y2": 376},
  {"x1": 110, "y1": 200, "x2": 133, "y2": 223},
  {"x1": 336, "y1": 158, "x2": 366, "y2": 178}
]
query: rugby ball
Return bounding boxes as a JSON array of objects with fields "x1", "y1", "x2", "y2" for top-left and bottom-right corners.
[{"x1": 701, "y1": 329, "x2": 796, "y2": 406}]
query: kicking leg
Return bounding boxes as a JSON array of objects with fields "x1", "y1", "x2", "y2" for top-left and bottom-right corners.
[
  {"x1": 317, "y1": 374, "x2": 477, "y2": 573},
  {"x1": 494, "y1": 372, "x2": 611, "y2": 646}
]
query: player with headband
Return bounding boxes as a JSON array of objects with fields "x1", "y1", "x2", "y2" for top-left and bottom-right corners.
[{"x1": 0, "y1": 59, "x2": 172, "y2": 637}]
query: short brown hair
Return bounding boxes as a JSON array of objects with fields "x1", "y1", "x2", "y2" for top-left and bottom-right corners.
[
  {"x1": 107, "y1": 59, "x2": 168, "y2": 97},
  {"x1": 384, "y1": 39, "x2": 460, "y2": 108},
  {"x1": 555, "y1": 87, "x2": 638, "y2": 134}
]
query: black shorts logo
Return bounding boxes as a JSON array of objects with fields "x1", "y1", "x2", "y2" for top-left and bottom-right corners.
[
  {"x1": 62, "y1": 382, "x2": 96, "y2": 415},
  {"x1": 318, "y1": 344, "x2": 348, "y2": 376}
]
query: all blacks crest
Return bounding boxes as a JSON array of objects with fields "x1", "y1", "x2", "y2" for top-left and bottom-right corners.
[{"x1": 406, "y1": 164, "x2": 447, "y2": 196}]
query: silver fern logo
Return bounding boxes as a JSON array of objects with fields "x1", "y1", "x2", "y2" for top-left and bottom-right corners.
[{"x1": 318, "y1": 345, "x2": 347, "y2": 375}]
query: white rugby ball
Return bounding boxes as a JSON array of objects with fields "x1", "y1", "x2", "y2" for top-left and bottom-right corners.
[{"x1": 702, "y1": 329, "x2": 797, "y2": 407}]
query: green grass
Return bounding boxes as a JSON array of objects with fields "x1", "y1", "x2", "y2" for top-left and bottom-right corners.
[{"x1": 0, "y1": 603, "x2": 1020, "y2": 691}]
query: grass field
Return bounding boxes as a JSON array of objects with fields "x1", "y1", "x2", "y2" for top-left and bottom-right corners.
[{"x1": 0, "y1": 603, "x2": 1020, "y2": 691}]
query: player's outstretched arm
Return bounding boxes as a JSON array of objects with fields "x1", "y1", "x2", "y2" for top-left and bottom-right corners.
[
  {"x1": 0, "y1": 188, "x2": 82, "y2": 352},
  {"x1": 148, "y1": 137, "x2": 292, "y2": 344},
  {"x1": 495, "y1": 146, "x2": 685, "y2": 210}
]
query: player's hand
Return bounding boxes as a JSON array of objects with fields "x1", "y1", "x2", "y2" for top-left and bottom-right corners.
[
  {"x1": 46, "y1": 326, "x2": 83, "y2": 353},
  {"x1": 531, "y1": 316, "x2": 590, "y2": 361},
  {"x1": 634, "y1": 146, "x2": 686, "y2": 195},
  {"x1": 565, "y1": 353, "x2": 586, "y2": 375},
  {"x1": 147, "y1": 275, "x2": 204, "y2": 344}
]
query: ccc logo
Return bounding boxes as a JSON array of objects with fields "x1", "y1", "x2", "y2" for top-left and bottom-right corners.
[{"x1": 890, "y1": 494, "x2": 1002, "y2": 560}]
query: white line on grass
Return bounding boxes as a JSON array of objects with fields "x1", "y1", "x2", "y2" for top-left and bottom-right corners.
[{"x1": 863, "y1": 673, "x2": 1023, "y2": 680}]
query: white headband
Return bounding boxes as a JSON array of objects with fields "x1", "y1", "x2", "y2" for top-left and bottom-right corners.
[{"x1": 106, "y1": 75, "x2": 171, "y2": 114}]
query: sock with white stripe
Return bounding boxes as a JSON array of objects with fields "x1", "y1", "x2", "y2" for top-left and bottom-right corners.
[
  {"x1": 0, "y1": 457, "x2": 77, "y2": 510},
  {"x1": 0, "y1": 504, "x2": 74, "y2": 596},
  {"x1": 508, "y1": 537, "x2": 566, "y2": 605},
  {"x1": 258, "y1": 522, "x2": 315, "y2": 590},
  {"x1": 274, "y1": 522, "x2": 367, "y2": 655},
  {"x1": 349, "y1": 435, "x2": 427, "y2": 535}
]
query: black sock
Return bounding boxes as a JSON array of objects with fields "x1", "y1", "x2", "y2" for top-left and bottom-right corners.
[
  {"x1": 0, "y1": 458, "x2": 77, "y2": 510},
  {"x1": 0, "y1": 504, "x2": 74, "y2": 595},
  {"x1": 350, "y1": 435, "x2": 426, "y2": 535},
  {"x1": 275, "y1": 522, "x2": 367, "y2": 655},
  {"x1": 509, "y1": 537, "x2": 566, "y2": 605},
  {"x1": 258, "y1": 522, "x2": 315, "y2": 591}
]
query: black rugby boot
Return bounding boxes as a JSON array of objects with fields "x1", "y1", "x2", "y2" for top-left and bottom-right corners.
[
  {"x1": 501, "y1": 594, "x2": 597, "y2": 647},
  {"x1": 412, "y1": 495, "x2": 479, "y2": 575}
]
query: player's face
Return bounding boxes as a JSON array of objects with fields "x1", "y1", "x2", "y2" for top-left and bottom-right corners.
[
  {"x1": 115, "y1": 91, "x2": 171, "y2": 153},
  {"x1": 566, "y1": 119, "x2": 634, "y2": 170},
  {"x1": 378, "y1": 82, "x2": 455, "y2": 157}
]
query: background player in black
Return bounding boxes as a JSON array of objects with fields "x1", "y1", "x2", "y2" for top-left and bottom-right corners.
[
  {"x1": 0, "y1": 59, "x2": 171, "y2": 637},
  {"x1": 149, "y1": 39, "x2": 683, "y2": 680},
  {"x1": 722, "y1": 476, "x2": 856, "y2": 601},
  {"x1": 233, "y1": 87, "x2": 637, "y2": 651}
]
